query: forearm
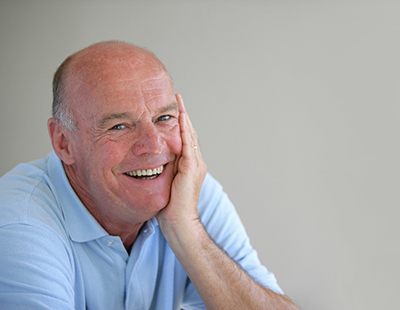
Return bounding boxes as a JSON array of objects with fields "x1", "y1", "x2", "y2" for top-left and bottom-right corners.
[{"x1": 160, "y1": 219, "x2": 298, "y2": 310}]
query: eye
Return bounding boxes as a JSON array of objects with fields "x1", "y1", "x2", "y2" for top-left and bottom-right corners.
[
  {"x1": 110, "y1": 123, "x2": 127, "y2": 130},
  {"x1": 157, "y1": 115, "x2": 172, "y2": 122}
]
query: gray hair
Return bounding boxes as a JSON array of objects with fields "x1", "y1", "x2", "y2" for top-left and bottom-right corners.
[{"x1": 52, "y1": 55, "x2": 76, "y2": 131}]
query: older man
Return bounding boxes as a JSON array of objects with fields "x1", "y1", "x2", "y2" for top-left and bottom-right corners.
[{"x1": 0, "y1": 41, "x2": 297, "y2": 309}]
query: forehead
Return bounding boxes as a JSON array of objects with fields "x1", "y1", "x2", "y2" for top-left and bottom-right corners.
[{"x1": 65, "y1": 50, "x2": 175, "y2": 119}]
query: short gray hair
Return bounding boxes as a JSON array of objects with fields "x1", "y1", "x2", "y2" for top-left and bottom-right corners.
[{"x1": 52, "y1": 55, "x2": 76, "y2": 131}]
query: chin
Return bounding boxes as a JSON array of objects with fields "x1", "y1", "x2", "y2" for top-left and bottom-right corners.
[
  {"x1": 152, "y1": 195, "x2": 171, "y2": 212},
  {"x1": 137, "y1": 192, "x2": 171, "y2": 216}
]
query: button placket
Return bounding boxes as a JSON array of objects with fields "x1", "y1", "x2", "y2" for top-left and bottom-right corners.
[{"x1": 125, "y1": 225, "x2": 157, "y2": 309}]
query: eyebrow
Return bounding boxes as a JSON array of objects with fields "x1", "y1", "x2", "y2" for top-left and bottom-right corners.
[
  {"x1": 98, "y1": 101, "x2": 179, "y2": 129},
  {"x1": 98, "y1": 112, "x2": 131, "y2": 129},
  {"x1": 158, "y1": 101, "x2": 179, "y2": 114}
]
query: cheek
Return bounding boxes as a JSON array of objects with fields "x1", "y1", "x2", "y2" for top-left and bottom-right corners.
[
  {"x1": 100, "y1": 142, "x2": 132, "y2": 168},
  {"x1": 89, "y1": 139, "x2": 131, "y2": 175}
]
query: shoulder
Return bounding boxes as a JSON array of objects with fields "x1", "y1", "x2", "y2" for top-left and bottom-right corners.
[
  {"x1": 0, "y1": 159, "x2": 76, "y2": 306},
  {"x1": 198, "y1": 173, "x2": 235, "y2": 221},
  {"x1": 0, "y1": 156, "x2": 68, "y2": 239},
  {"x1": 198, "y1": 173, "x2": 225, "y2": 211}
]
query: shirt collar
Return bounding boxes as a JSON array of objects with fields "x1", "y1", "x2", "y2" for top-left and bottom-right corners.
[{"x1": 47, "y1": 151, "x2": 108, "y2": 242}]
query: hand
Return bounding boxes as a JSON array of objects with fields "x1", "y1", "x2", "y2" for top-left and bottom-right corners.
[{"x1": 157, "y1": 94, "x2": 207, "y2": 229}]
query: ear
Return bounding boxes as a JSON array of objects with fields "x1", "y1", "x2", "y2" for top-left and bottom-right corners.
[{"x1": 47, "y1": 118, "x2": 75, "y2": 165}]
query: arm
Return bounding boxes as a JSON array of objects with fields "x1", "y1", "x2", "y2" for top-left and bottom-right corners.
[{"x1": 157, "y1": 94, "x2": 298, "y2": 310}]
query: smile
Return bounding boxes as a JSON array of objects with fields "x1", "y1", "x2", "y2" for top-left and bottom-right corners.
[{"x1": 124, "y1": 165, "x2": 164, "y2": 179}]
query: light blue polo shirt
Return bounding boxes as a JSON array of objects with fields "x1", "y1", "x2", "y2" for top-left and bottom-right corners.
[{"x1": 0, "y1": 152, "x2": 283, "y2": 309}]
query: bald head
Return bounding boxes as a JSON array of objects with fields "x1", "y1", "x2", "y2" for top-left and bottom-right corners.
[{"x1": 52, "y1": 41, "x2": 171, "y2": 130}]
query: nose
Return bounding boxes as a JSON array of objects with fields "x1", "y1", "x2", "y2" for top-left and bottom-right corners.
[{"x1": 132, "y1": 123, "x2": 163, "y2": 156}]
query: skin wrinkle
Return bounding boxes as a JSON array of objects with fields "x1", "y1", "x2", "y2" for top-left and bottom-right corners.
[
  {"x1": 93, "y1": 103, "x2": 179, "y2": 150},
  {"x1": 98, "y1": 112, "x2": 134, "y2": 130}
]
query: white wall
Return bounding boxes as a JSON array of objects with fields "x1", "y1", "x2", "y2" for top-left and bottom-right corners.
[{"x1": 1, "y1": 1, "x2": 399, "y2": 309}]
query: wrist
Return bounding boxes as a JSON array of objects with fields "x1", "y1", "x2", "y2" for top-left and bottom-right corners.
[{"x1": 159, "y1": 216, "x2": 206, "y2": 253}]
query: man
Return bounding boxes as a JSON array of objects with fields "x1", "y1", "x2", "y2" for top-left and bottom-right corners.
[{"x1": 0, "y1": 41, "x2": 298, "y2": 309}]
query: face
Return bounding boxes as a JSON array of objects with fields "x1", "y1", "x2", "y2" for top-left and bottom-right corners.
[{"x1": 63, "y1": 53, "x2": 182, "y2": 225}]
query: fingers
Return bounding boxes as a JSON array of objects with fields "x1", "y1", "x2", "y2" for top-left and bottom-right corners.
[
  {"x1": 177, "y1": 94, "x2": 195, "y2": 137},
  {"x1": 176, "y1": 93, "x2": 201, "y2": 158},
  {"x1": 176, "y1": 93, "x2": 191, "y2": 155}
]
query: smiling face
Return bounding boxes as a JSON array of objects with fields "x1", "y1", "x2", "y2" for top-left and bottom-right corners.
[{"x1": 55, "y1": 43, "x2": 182, "y2": 227}]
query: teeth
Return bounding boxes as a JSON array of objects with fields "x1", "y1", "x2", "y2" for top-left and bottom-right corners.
[{"x1": 127, "y1": 165, "x2": 164, "y2": 177}]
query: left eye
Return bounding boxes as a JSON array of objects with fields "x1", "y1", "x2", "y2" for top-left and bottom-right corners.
[
  {"x1": 111, "y1": 124, "x2": 127, "y2": 130},
  {"x1": 157, "y1": 115, "x2": 172, "y2": 122}
]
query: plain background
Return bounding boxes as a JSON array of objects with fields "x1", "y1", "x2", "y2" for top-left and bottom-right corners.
[{"x1": 1, "y1": 1, "x2": 399, "y2": 309}]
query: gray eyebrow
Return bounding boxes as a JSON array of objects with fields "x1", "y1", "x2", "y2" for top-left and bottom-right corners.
[
  {"x1": 98, "y1": 112, "x2": 131, "y2": 129},
  {"x1": 158, "y1": 102, "x2": 179, "y2": 114}
]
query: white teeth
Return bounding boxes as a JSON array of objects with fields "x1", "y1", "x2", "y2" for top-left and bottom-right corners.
[{"x1": 127, "y1": 165, "x2": 164, "y2": 177}]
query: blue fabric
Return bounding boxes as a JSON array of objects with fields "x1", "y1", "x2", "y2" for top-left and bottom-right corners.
[{"x1": 0, "y1": 152, "x2": 283, "y2": 309}]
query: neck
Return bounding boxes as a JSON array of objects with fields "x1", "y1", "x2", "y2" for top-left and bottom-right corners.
[
  {"x1": 104, "y1": 219, "x2": 143, "y2": 253},
  {"x1": 63, "y1": 162, "x2": 145, "y2": 251}
]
